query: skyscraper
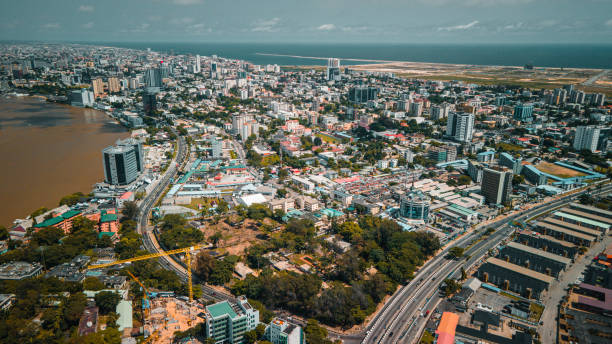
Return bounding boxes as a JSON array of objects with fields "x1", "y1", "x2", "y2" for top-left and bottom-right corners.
[
  {"x1": 107, "y1": 77, "x2": 120, "y2": 93},
  {"x1": 573, "y1": 126, "x2": 601, "y2": 153},
  {"x1": 211, "y1": 137, "x2": 223, "y2": 159},
  {"x1": 143, "y1": 87, "x2": 159, "y2": 115},
  {"x1": 102, "y1": 138, "x2": 144, "y2": 186},
  {"x1": 348, "y1": 86, "x2": 378, "y2": 103},
  {"x1": 70, "y1": 89, "x2": 94, "y2": 107},
  {"x1": 446, "y1": 112, "x2": 474, "y2": 143},
  {"x1": 144, "y1": 68, "x2": 162, "y2": 89},
  {"x1": 194, "y1": 54, "x2": 201, "y2": 73},
  {"x1": 481, "y1": 166, "x2": 513, "y2": 205},
  {"x1": 513, "y1": 103, "x2": 534, "y2": 122},
  {"x1": 326, "y1": 58, "x2": 341, "y2": 81},
  {"x1": 431, "y1": 103, "x2": 451, "y2": 120},
  {"x1": 210, "y1": 62, "x2": 218, "y2": 78},
  {"x1": 92, "y1": 78, "x2": 104, "y2": 97}
]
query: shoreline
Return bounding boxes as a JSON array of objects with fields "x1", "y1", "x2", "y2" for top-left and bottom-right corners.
[{"x1": 0, "y1": 94, "x2": 129, "y2": 227}]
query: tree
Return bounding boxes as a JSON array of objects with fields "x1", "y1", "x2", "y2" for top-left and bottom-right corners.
[
  {"x1": 460, "y1": 267, "x2": 467, "y2": 281},
  {"x1": 193, "y1": 251, "x2": 216, "y2": 281},
  {"x1": 0, "y1": 226, "x2": 8, "y2": 240},
  {"x1": 63, "y1": 292, "x2": 88, "y2": 326},
  {"x1": 83, "y1": 277, "x2": 106, "y2": 291},
  {"x1": 442, "y1": 278, "x2": 462, "y2": 297},
  {"x1": 122, "y1": 201, "x2": 139, "y2": 220},
  {"x1": 209, "y1": 232, "x2": 223, "y2": 248},
  {"x1": 512, "y1": 174, "x2": 525, "y2": 186},
  {"x1": 278, "y1": 169, "x2": 289, "y2": 181},
  {"x1": 95, "y1": 291, "x2": 121, "y2": 315},
  {"x1": 448, "y1": 247, "x2": 464, "y2": 260},
  {"x1": 244, "y1": 330, "x2": 257, "y2": 344},
  {"x1": 304, "y1": 319, "x2": 332, "y2": 344}
]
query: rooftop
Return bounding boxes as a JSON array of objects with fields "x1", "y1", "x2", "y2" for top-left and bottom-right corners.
[
  {"x1": 207, "y1": 300, "x2": 238, "y2": 319},
  {"x1": 554, "y1": 211, "x2": 609, "y2": 231},
  {"x1": 505, "y1": 241, "x2": 572, "y2": 264},
  {"x1": 485, "y1": 257, "x2": 555, "y2": 284}
]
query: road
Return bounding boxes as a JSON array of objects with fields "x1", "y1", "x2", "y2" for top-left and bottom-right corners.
[
  {"x1": 136, "y1": 134, "x2": 610, "y2": 342},
  {"x1": 136, "y1": 132, "x2": 234, "y2": 302},
  {"x1": 582, "y1": 69, "x2": 610, "y2": 86},
  {"x1": 364, "y1": 183, "x2": 612, "y2": 344}
]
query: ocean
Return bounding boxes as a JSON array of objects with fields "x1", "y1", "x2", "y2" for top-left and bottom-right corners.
[{"x1": 100, "y1": 42, "x2": 612, "y2": 69}]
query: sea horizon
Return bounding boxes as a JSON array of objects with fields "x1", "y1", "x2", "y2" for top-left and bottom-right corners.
[{"x1": 3, "y1": 40, "x2": 612, "y2": 69}]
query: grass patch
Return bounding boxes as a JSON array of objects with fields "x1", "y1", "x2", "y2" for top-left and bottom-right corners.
[
  {"x1": 496, "y1": 142, "x2": 524, "y2": 152},
  {"x1": 530, "y1": 303, "x2": 544, "y2": 322},
  {"x1": 420, "y1": 330, "x2": 434, "y2": 344},
  {"x1": 316, "y1": 133, "x2": 340, "y2": 144},
  {"x1": 500, "y1": 291, "x2": 521, "y2": 301},
  {"x1": 535, "y1": 162, "x2": 585, "y2": 179}
]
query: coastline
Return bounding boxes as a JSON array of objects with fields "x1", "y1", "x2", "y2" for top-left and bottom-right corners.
[{"x1": 0, "y1": 94, "x2": 129, "y2": 227}]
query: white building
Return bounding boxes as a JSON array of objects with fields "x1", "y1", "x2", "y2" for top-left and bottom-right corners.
[
  {"x1": 446, "y1": 112, "x2": 474, "y2": 143},
  {"x1": 573, "y1": 126, "x2": 600, "y2": 153}
]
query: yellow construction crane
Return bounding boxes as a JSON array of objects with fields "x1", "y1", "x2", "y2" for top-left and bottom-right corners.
[
  {"x1": 87, "y1": 244, "x2": 204, "y2": 302},
  {"x1": 126, "y1": 270, "x2": 151, "y2": 317}
]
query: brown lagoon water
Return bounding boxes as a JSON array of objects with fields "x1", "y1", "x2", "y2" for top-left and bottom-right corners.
[{"x1": 0, "y1": 96, "x2": 128, "y2": 227}]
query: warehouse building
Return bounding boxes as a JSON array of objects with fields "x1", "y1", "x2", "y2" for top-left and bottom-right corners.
[
  {"x1": 541, "y1": 217, "x2": 603, "y2": 240},
  {"x1": 569, "y1": 202, "x2": 612, "y2": 221},
  {"x1": 516, "y1": 230, "x2": 579, "y2": 259},
  {"x1": 500, "y1": 241, "x2": 571, "y2": 277},
  {"x1": 559, "y1": 207, "x2": 612, "y2": 229},
  {"x1": 536, "y1": 221, "x2": 596, "y2": 247},
  {"x1": 478, "y1": 257, "x2": 554, "y2": 299},
  {"x1": 551, "y1": 211, "x2": 609, "y2": 234}
]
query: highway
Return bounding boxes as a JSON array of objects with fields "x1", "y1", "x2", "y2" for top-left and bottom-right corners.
[
  {"x1": 582, "y1": 69, "x2": 610, "y2": 86},
  {"x1": 362, "y1": 182, "x2": 612, "y2": 344},
  {"x1": 136, "y1": 131, "x2": 234, "y2": 302},
  {"x1": 135, "y1": 131, "x2": 610, "y2": 342}
]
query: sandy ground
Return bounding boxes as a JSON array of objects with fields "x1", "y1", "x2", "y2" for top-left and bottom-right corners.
[
  {"x1": 535, "y1": 162, "x2": 586, "y2": 178},
  {"x1": 201, "y1": 218, "x2": 266, "y2": 256}
]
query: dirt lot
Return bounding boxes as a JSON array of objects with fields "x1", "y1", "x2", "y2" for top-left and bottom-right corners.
[
  {"x1": 535, "y1": 162, "x2": 585, "y2": 179},
  {"x1": 200, "y1": 218, "x2": 268, "y2": 256}
]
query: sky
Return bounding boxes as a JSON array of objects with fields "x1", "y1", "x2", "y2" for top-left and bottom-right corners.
[{"x1": 1, "y1": 0, "x2": 612, "y2": 44}]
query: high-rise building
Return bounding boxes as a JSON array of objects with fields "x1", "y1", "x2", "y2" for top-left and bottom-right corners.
[
  {"x1": 431, "y1": 103, "x2": 451, "y2": 120},
  {"x1": 265, "y1": 318, "x2": 305, "y2": 344},
  {"x1": 591, "y1": 93, "x2": 605, "y2": 107},
  {"x1": 495, "y1": 96, "x2": 506, "y2": 107},
  {"x1": 210, "y1": 62, "x2": 218, "y2": 78},
  {"x1": 326, "y1": 58, "x2": 341, "y2": 81},
  {"x1": 348, "y1": 86, "x2": 378, "y2": 103},
  {"x1": 204, "y1": 297, "x2": 259, "y2": 344},
  {"x1": 573, "y1": 126, "x2": 601, "y2": 153},
  {"x1": 102, "y1": 138, "x2": 144, "y2": 186},
  {"x1": 400, "y1": 190, "x2": 430, "y2": 223},
  {"x1": 211, "y1": 137, "x2": 223, "y2": 159},
  {"x1": 409, "y1": 101, "x2": 423, "y2": 117},
  {"x1": 70, "y1": 89, "x2": 94, "y2": 107},
  {"x1": 144, "y1": 68, "x2": 162, "y2": 89},
  {"x1": 513, "y1": 103, "x2": 534, "y2": 122},
  {"x1": 499, "y1": 152, "x2": 523, "y2": 174},
  {"x1": 92, "y1": 78, "x2": 104, "y2": 97},
  {"x1": 194, "y1": 54, "x2": 201, "y2": 73},
  {"x1": 481, "y1": 166, "x2": 513, "y2": 205},
  {"x1": 143, "y1": 87, "x2": 159, "y2": 115},
  {"x1": 569, "y1": 90, "x2": 585, "y2": 104},
  {"x1": 107, "y1": 77, "x2": 120, "y2": 93},
  {"x1": 446, "y1": 112, "x2": 474, "y2": 143}
]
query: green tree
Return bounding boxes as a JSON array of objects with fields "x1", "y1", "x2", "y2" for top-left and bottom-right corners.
[
  {"x1": 209, "y1": 232, "x2": 223, "y2": 248},
  {"x1": 193, "y1": 251, "x2": 216, "y2": 281},
  {"x1": 63, "y1": 292, "x2": 88, "y2": 327},
  {"x1": 278, "y1": 169, "x2": 289, "y2": 181},
  {"x1": 304, "y1": 319, "x2": 332, "y2": 344},
  {"x1": 83, "y1": 277, "x2": 106, "y2": 291},
  {"x1": 448, "y1": 247, "x2": 465, "y2": 260},
  {"x1": 95, "y1": 291, "x2": 121, "y2": 315},
  {"x1": 122, "y1": 201, "x2": 139, "y2": 220}
]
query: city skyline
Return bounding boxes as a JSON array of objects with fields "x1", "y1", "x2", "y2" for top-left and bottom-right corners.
[{"x1": 1, "y1": 0, "x2": 612, "y2": 44}]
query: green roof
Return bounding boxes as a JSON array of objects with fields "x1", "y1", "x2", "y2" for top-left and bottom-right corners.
[
  {"x1": 101, "y1": 213, "x2": 118, "y2": 222},
  {"x1": 207, "y1": 300, "x2": 237, "y2": 319},
  {"x1": 554, "y1": 211, "x2": 609, "y2": 230},
  {"x1": 448, "y1": 204, "x2": 477, "y2": 217},
  {"x1": 61, "y1": 210, "x2": 81, "y2": 219},
  {"x1": 98, "y1": 231, "x2": 116, "y2": 239},
  {"x1": 34, "y1": 216, "x2": 64, "y2": 228}
]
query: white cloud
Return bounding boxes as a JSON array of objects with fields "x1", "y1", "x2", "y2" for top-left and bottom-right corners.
[
  {"x1": 438, "y1": 20, "x2": 479, "y2": 31},
  {"x1": 340, "y1": 26, "x2": 369, "y2": 32},
  {"x1": 317, "y1": 24, "x2": 336, "y2": 31},
  {"x1": 606, "y1": 18, "x2": 612, "y2": 27},
  {"x1": 503, "y1": 22, "x2": 523, "y2": 30},
  {"x1": 423, "y1": 0, "x2": 532, "y2": 6},
  {"x1": 42, "y1": 23, "x2": 60, "y2": 29},
  {"x1": 170, "y1": 17, "x2": 195, "y2": 25},
  {"x1": 173, "y1": 0, "x2": 203, "y2": 5},
  {"x1": 78, "y1": 5, "x2": 94, "y2": 12},
  {"x1": 252, "y1": 18, "x2": 280, "y2": 32},
  {"x1": 82, "y1": 22, "x2": 94, "y2": 29}
]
